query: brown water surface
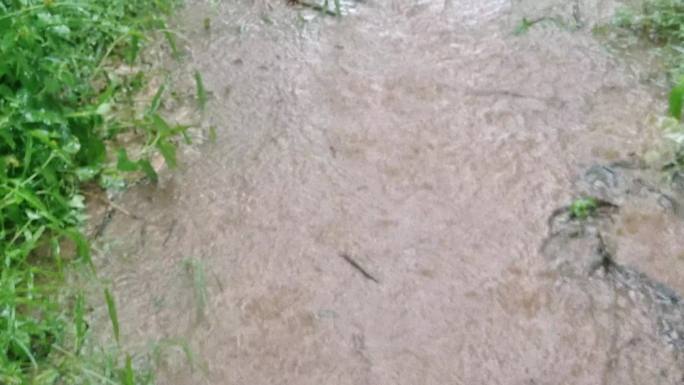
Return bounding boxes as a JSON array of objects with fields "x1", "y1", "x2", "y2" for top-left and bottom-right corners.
[{"x1": 94, "y1": 1, "x2": 684, "y2": 383}]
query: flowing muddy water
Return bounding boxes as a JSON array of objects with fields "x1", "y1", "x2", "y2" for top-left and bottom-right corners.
[{"x1": 92, "y1": 0, "x2": 684, "y2": 383}]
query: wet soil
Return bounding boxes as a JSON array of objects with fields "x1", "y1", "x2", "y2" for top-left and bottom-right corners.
[{"x1": 91, "y1": 0, "x2": 684, "y2": 384}]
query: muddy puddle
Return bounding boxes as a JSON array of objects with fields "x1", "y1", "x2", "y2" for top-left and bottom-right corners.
[{"x1": 91, "y1": 0, "x2": 684, "y2": 383}]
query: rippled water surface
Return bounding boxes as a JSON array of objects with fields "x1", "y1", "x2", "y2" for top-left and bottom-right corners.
[{"x1": 94, "y1": 0, "x2": 684, "y2": 383}]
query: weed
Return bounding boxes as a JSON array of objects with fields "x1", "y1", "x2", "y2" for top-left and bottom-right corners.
[
  {"x1": 194, "y1": 71, "x2": 208, "y2": 111},
  {"x1": 613, "y1": 1, "x2": 684, "y2": 176},
  {"x1": 514, "y1": 17, "x2": 537, "y2": 35},
  {"x1": 513, "y1": 5, "x2": 583, "y2": 36},
  {"x1": 615, "y1": 1, "x2": 684, "y2": 77},
  {"x1": 104, "y1": 288, "x2": 121, "y2": 346},
  {"x1": 569, "y1": 197, "x2": 598, "y2": 220}
]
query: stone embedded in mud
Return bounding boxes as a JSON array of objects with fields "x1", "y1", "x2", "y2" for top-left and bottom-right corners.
[
  {"x1": 542, "y1": 211, "x2": 609, "y2": 277},
  {"x1": 584, "y1": 164, "x2": 619, "y2": 193},
  {"x1": 545, "y1": 163, "x2": 684, "y2": 353},
  {"x1": 579, "y1": 163, "x2": 684, "y2": 218},
  {"x1": 671, "y1": 171, "x2": 684, "y2": 193}
]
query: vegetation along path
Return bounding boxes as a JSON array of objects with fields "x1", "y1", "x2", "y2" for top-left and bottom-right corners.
[{"x1": 9, "y1": 0, "x2": 684, "y2": 384}]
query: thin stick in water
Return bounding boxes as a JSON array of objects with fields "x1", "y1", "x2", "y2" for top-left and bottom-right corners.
[{"x1": 339, "y1": 252, "x2": 380, "y2": 284}]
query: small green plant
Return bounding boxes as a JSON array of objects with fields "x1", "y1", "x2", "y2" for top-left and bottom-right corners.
[
  {"x1": 104, "y1": 288, "x2": 121, "y2": 346},
  {"x1": 663, "y1": 76, "x2": 684, "y2": 174},
  {"x1": 569, "y1": 197, "x2": 598, "y2": 220},
  {"x1": 194, "y1": 71, "x2": 208, "y2": 111},
  {"x1": 514, "y1": 17, "x2": 537, "y2": 35},
  {"x1": 513, "y1": 8, "x2": 582, "y2": 36},
  {"x1": 669, "y1": 76, "x2": 684, "y2": 120}
]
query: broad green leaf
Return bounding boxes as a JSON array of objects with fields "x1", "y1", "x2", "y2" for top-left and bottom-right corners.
[
  {"x1": 157, "y1": 139, "x2": 177, "y2": 168},
  {"x1": 151, "y1": 113, "x2": 171, "y2": 136},
  {"x1": 62, "y1": 136, "x2": 81, "y2": 154},
  {"x1": 75, "y1": 166, "x2": 98, "y2": 181},
  {"x1": 669, "y1": 80, "x2": 684, "y2": 121},
  {"x1": 116, "y1": 148, "x2": 140, "y2": 172},
  {"x1": 138, "y1": 159, "x2": 158, "y2": 183},
  {"x1": 95, "y1": 102, "x2": 111, "y2": 116}
]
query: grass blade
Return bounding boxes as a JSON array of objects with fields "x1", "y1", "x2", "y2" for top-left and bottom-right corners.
[
  {"x1": 120, "y1": 354, "x2": 135, "y2": 385},
  {"x1": 63, "y1": 228, "x2": 92, "y2": 266},
  {"x1": 670, "y1": 80, "x2": 684, "y2": 121},
  {"x1": 104, "y1": 288, "x2": 120, "y2": 345},
  {"x1": 74, "y1": 293, "x2": 87, "y2": 352},
  {"x1": 12, "y1": 337, "x2": 38, "y2": 369},
  {"x1": 334, "y1": 0, "x2": 341, "y2": 16},
  {"x1": 194, "y1": 71, "x2": 208, "y2": 111},
  {"x1": 148, "y1": 83, "x2": 166, "y2": 115},
  {"x1": 164, "y1": 31, "x2": 181, "y2": 60},
  {"x1": 157, "y1": 139, "x2": 177, "y2": 168}
]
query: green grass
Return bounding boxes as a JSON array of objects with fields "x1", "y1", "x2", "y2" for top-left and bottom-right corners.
[
  {"x1": 193, "y1": 72, "x2": 207, "y2": 112},
  {"x1": 0, "y1": 0, "x2": 186, "y2": 383},
  {"x1": 614, "y1": 1, "x2": 684, "y2": 176},
  {"x1": 569, "y1": 197, "x2": 598, "y2": 220},
  {"x1": 615, "y1": 0, "x2": 684, "y2": 74}
]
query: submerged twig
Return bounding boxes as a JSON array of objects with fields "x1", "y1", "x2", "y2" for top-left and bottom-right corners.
[
  {"x1": 84, "y1": 191, "x2": 141, "y2": 220},
  {"x1": 339, "y1": 252, "x2": 380, "y2": 283},
  {"x1": 93, "y1": 208, "x2": 114, "y2": 239}
]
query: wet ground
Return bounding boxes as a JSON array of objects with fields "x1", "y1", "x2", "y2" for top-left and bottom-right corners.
[{"x1": 91, "y1": 0, "x2": 684, "y2": 383}]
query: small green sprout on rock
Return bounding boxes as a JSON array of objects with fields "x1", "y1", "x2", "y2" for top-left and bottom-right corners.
[
  {"x1": 569, "y1": 197, "x2": 598, "y2": 220},
  {"x1": 514, "y1": 17, "x2": 536, "y2": 35}
]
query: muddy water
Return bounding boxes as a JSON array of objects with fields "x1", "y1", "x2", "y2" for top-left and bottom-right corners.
[{"x1": 94, "y1": 0, "x2": 684, "y2": 384}]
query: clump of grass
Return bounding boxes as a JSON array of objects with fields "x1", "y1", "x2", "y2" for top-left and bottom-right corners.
[
  {"x1": 613, "y1": 1, "x2": 684, "y2": 176},
  {"x1": 0, "y1": 0, "x2": 184, "y2": 383},
  {"x1": 614, "y1": 1, "x2": 684, "y2": 77},
  {"x1": 615, "y1": 1, "x2": 684, "y2": 45},
  {"x1": 569, "y1": 197, "x2": 598, "y2": 220}
]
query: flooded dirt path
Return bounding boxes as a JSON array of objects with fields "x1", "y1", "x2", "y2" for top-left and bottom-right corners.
[{"x1": 95, "y1": 0, "x2": 684, "y2": 383}]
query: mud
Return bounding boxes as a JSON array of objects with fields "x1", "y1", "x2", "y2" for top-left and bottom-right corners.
[{"x1": 91, "y1": 0, "x2": 684, "y2": 384}]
